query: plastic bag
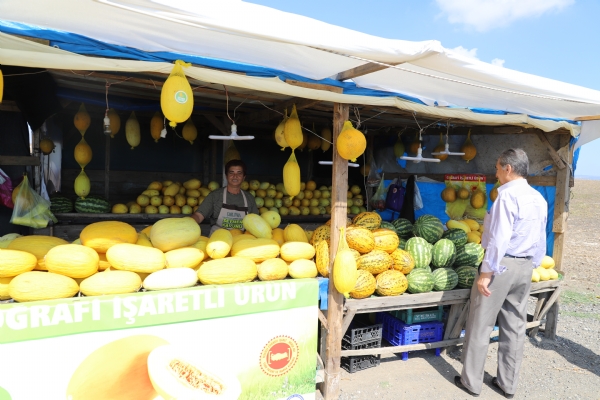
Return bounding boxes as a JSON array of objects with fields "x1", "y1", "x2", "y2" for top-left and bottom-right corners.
[
  {"x1": 0, "y1": 168, "x2": 14, "y2": 209},
  {"x1": 370, "y1": 174, "x2": 387, "y2": 211},
  {"x1": 10, "y1": 175, "x2": 57, "y2": 228},
  {"x1": 385, "y1": 181, "x2": 405, "y2": 212},
  {"x1": 413, "y1": 178, "x2": 423, "y2": 210},
  {"x1": 366, "y1": 157, "x2": 381, "y2": 187}
]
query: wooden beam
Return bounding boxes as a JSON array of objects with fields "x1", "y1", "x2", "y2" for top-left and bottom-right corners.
[
  {"x1": 552, "y1": 135, "x2": 571, "y2": 271},
  {"x1": 322, "y1": 103, "x2": 349, "y2": 400},
  {"x1": 203, "y1": 114, "x2": 229, "y2": 136},
  {"x1": 284, "y1": 79, "x2": 343, "y2": 94},
  {"x1": 238, "y1": 97, "x2": 321, "y2": 125},
  {"x1": 0, "y1": 101, "x2": 20, "y2": 112},
  {"x1": 536, "y1": 132, "x2": 567, "y2": 170},
  {"x1": 335, "y1": 62, "x2": 399, "y2": 81},
  {"x1": 574, "y1": 115, "x2": 600, "y2": 121},
  {"x1": 381, "y1": 172, "x2": 565, "y2": 187},
  {"x1": 0, "y1": 156, "x2": 40, "y2": 166}
]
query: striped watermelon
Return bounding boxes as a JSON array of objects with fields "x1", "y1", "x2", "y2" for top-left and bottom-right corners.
[
  {"x1": 407, "y1": 269, "x2": 435, "y2": 293},
  {"x1": 398, "y1": 238, "x2": 407, "y2": 250},
  {"x1": 474, "y1": 244, "x2": 485, "y2": 265},
  {"x1": 442, "y1": 228, "x2": 468, "y2": 248},
  {"x1": 405, "y1": 237, "x2": 432, "y2": 269},
  {"x1": 380, "y1": 221, "x2": 395, "y2": 231},
  {"x1": 455, "y1": 266, "x2": 478, "y2": 288},
  {"x1": 50, "y1": 196, "x2": 73, "y2": 213},
  {"x1": 392, "y1": 218, "x2": 414, "y2": 239},
  {"x1": 75, "y1": 196, "x2": 111, "y2": 213},
  {"x1": 431, "y1": 239, "x2": 456, "y2": 268},
  {"x1": 413, "y1": 215, "x2": 444, "y2": 244},
  {"x1": 432, "y1": 268, "x2": 459, "y2": 291},
  {"x1": 454, "y1": 243, "x2": 480, "y2": 267}
]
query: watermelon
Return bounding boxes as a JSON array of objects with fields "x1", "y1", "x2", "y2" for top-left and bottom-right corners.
[
  {"x1": 392, "y1": 218, "x2": 413, "y2": 239},
  {"x1": 455, "y1": 266, "x2": 478, "y2": 288},
  {"x1": 431, "y1": 239, "x2": 456, "y2": 268},
  {"x1": 405, "y1": 237, "x2": 432, "y2": 269},
  {"x1": 474, "y1": 244, "x2": 485, "y2": 265},
  {"x1": 75, "y1": 196, "x2": 111, "y2": 213},
  {"x1": 50, "y1": 196, "x2": 73, "y2": 213},
  {"x1": 406, "y1": 269, "x2": 435, "y2": 294},
  {"x1": 442, "y1": 228, "x2": 468, "y2": 248},
  {"x1": 432, "y1": 268, "x2": 459, "y2": 291},
  {"x1": 398, "y1": 238, "x2": 407, "y2": 250},
  {"x1": 454, "y1": 243, "x2": 480, "y2": 267},
  {"x1": 380, "y1": 221, "x2": 395, "y2": 231},
  {"x1": 413, "y1": 215, "x2": 444, "y2": 244}
]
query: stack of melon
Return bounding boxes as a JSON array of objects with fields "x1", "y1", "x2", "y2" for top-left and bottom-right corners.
[
  {"x1": 241, "y1": 180, "x2": 367, "y2": 216},
  {"x1": 112, "y1": 179, "x2": 220, "y2": 215},
  {"x1": 338, "y1": 213, "x2": 488, "y2": 299},
  {"x1": 532, "y1": 256, "x2": 560, "y2": 282},
  {"x1": 446, "y1": 218, "x2": 485, "y2": 244}
]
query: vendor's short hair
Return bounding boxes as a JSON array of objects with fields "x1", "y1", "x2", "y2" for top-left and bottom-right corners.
[
  {"x1": 225, "y1": 159, "x2": 246, "y2": 176},
  {"x1": 498, "y1": 148, "x2": 529, "y2": 177}
]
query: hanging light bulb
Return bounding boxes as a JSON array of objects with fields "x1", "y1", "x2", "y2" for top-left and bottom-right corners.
[{"x1": 103, "y1": 110, "x2": 112, "y2": 136}]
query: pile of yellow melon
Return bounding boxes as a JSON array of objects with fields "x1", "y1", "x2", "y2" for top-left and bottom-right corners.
[
  {"x1": 111, "y1": 179, "x2": 220, "y2": 215},
  {"x1": 446, "y1": 218, "x2": 484, "y2": 244},
  {"x1": 532, "y1": 256, "x2": 560, "y2": 282}
]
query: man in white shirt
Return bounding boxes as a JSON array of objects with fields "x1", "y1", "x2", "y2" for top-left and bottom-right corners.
[{"x1": 455, "y1": 148, "x2": 548, "y2": 398}]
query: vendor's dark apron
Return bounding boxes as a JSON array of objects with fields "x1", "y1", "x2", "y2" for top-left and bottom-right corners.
[{"x1": 210, "y1": 189, "x2": 248, "y2": 235}]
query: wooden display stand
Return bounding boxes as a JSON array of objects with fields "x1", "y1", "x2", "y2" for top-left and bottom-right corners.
[{"x1": 318, "y1": 279, "x2": 562, "y2": 360}]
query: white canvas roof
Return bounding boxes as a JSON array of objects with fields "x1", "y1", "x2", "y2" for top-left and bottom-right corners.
[{"x1": 1, "y1": 0, "x2": 600, "y2": 135}]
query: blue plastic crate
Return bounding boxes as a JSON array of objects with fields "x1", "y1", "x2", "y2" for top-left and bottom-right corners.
[{"x1": 376, "y1": 312, "x2": 444, "y2": 361}]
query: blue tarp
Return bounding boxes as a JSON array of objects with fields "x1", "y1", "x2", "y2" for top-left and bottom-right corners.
[{"x1": 377, "y1": 180, "x2": 556, "y2": 257}]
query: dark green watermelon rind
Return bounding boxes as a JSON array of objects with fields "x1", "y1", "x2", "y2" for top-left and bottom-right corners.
[
  {"x1": 407, "y1": 269, "x2": 435, "y2": 294},
  {"x1": 432, "y1": 268, "x2": 459, "y2": 291}
]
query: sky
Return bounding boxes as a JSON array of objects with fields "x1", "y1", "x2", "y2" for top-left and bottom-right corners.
[{"x1": 246, "y1": 0, "x2": 600, "y2": 178}]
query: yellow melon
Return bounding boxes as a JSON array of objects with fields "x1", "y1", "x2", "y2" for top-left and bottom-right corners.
[
  {"x1": 150, "y1": 217, "x2": 200, "y2": 252},
  {"x1": 9, "y1": 271, "x2": 79, "y2": 302},
  {"x1": 81, "y1": 221, "x2": 138, "y2": 253},
  {"x1": 106, "y1": 243, "x2": 166, "y2": 273},
  {"x1": 80, "y1": 270, "x2": 142, "y2": 296},
  {"x1": 0, "y1": 249, "x2": 37, "y2": 277},
  {"x1": 45, "y1": 244, "x2": 99, "y2": 278},
  {"x1": 165, "y1": 247, "x2": 204, "y2": 269}
]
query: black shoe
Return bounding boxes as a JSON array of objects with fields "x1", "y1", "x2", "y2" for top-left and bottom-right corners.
[
  {"x1": 492, "y1": 377, "x2": 514, "y2": 399},
  {"x1": 454, "y1": 376, "x2": 479, "y2": 397}
]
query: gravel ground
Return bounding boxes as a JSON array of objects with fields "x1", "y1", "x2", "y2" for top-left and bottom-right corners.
[{"x1": 335, "y1": 179, "x2": 600, "y2": 400}]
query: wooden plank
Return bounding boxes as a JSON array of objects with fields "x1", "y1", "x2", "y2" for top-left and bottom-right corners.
[
  {"x1": 340, "y1": 320, "x2": 542, "y2": 357},
  {"x1": 203, "y1": 114, "x2": 229, "y2": 136},
  {"x1": 552, "y1": 135, "x2": 571, "y2": 270},
  {"x1": 530, "y1": 286, "x2": 562, "y2": 337},
  {"x1": 536, "y1": 132, "x2": 566, "y2": 170},
  {"x1": 0, "y1": 156, "x2": 40, "y2": 166},
  {"x1": 448, "y1": 300, "x2": 471, "y2": 340},
  {"x1": 335, "y1": 62, "x2": 398, "y2": 81},
  {"x1": 285, "y1": 79, "x2": 343, "y2": 94},
  {"x1": 341, "y1": 309, "x2": 357, "y2": 337},
  {"x1": 440, "y1": 303, "x2": 463, "y2": 356},
  {"x1": 345, "y1": 289, "x2": 471, "y2": 312},
  {"x1": 574, "y1": 115, "x2": 600, "y2": 121},
  {"x1": 318, "y1": 310, "x2": 328, "y2": 330},
  {"x1": 322, "y1": 103, "x2": 349, "y2": 400},
  {"x1": 239, "y1": 97, "x2": 322, "y2": 125},
  {"x1": 533, "y1": 293, "x2": 548, "y2": 321},
  {"x1": 530, "y1": 280, "x2": 561, "y2": 292},
  {"x1": 0, "y1": 101, "x2": 20, "y2": 112},
  {"x1": 544, "y1": 301, "x2": 559, "y2": 340}
]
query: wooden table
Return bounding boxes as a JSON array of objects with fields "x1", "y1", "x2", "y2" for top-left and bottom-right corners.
[{"x1": 325, "y1": 279, "x2": 562, "y2": 358}]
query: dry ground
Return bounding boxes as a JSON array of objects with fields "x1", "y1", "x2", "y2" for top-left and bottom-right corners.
[{"x1": 334, "y1": 179, "x2": 600, "y2": 400}]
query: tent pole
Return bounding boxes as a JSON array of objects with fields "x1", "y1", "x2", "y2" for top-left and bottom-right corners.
[{"x1": 322, "y1": 102, "x2": 349, "y2": 400}]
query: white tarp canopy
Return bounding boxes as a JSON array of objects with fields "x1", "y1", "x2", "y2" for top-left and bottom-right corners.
[{"x1": 2, "y1": 0, "x2": 600, "y2": 135}]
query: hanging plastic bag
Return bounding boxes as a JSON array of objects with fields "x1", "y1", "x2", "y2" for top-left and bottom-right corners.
[
  {"x1": 10, "y1": 175, "x2": 57, "y2": 228},
  {"x1": 370, "y1": 174, "x2": 387, "y2": 211},
  {"x1": 366, "y1": 157, "x2": 381, "y2": 187},
  {"x1": 0, "y1": 168, "x2": 14, "y2": 209},
  {"x1": 385, "y1": 180, "x2": 406, "y2": 212},
  {"x1": 413, "y1": 178, "x2": 423, "y2": 210}
]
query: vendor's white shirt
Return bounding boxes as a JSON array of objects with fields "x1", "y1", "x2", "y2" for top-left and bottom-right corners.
[{"x1": 481, "y1": 178, "x2": 547, "y2": 274}]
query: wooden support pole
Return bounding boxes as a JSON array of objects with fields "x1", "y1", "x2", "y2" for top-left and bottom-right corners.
[
  {"x1": 322, "y1": 103, "x2": 349, "y2": 400},
  {"x1": 535, "y1": 131, "x2": 566, "y2": 170},
  {"x1": 552, "y1": 135, "x2": 571, "y2": 271},
  {"x1": 104, "y1": 135, "x2": 111, "y2": 200}
]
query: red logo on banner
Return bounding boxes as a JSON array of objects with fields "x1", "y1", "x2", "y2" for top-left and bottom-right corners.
[{"x1": 259, "y1": 336, "x2": 299, "y2": 376}]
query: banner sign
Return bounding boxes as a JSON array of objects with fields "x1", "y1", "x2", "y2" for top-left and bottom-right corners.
[{"x1": 0, "y1": 279, "x2": 319, "y2": 400}]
